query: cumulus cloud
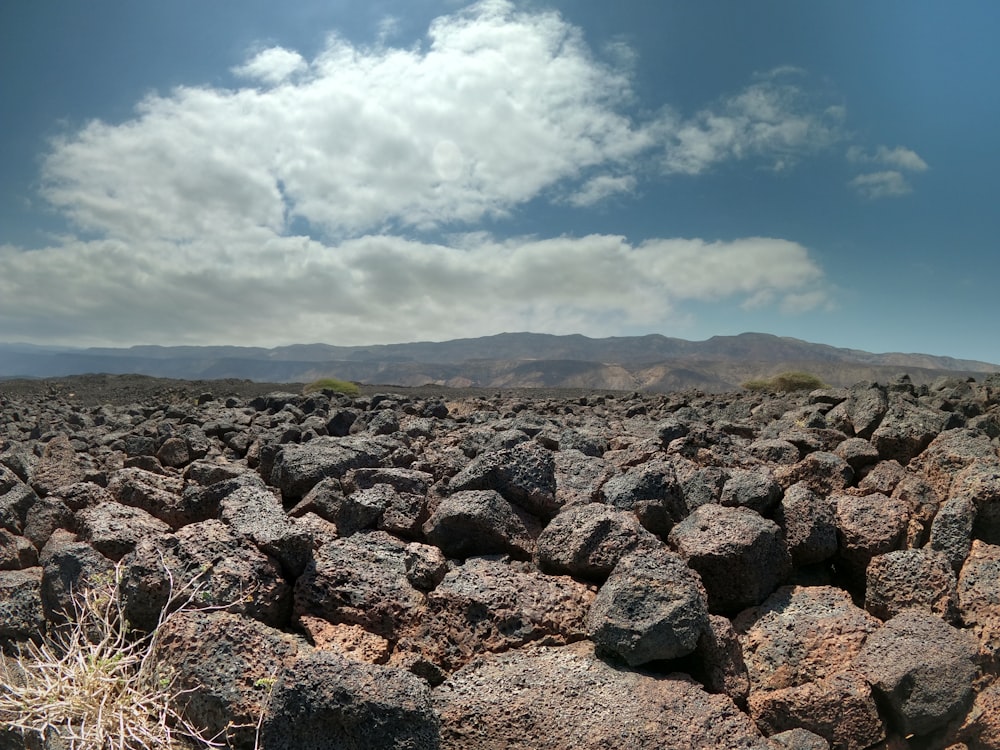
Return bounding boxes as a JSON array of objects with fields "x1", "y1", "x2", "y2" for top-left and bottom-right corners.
[
  {"x1": 0, "y1": 232, "x2": 826, "y2": 347},
  {"x1": 6, "y1": 1, "x2": 836, "y2": 347},
  {"x1": 233, "y1": 47, "x2": 308, "y2": 84},
  {"x1": 41, "y1": 0, "x2": 652, "y2": 241},
  {"x1": 847, "y1": 144, "x2": 927, "y2": 199},
  {"x1": 663, "y1": 69, "x2": 845, "y2": 175}
]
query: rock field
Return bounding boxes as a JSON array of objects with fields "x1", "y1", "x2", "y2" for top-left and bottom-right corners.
[{"x1": 2, "y1": 373, "x2": 1000, "y2": 748}]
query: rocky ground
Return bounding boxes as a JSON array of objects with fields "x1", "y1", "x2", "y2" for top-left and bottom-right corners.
[{"x1": 2, "y1": 373, "x2": 1000, "y2": 749}]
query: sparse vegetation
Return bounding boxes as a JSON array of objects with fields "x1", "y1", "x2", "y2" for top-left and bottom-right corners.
[
  {"x1": 302, "y1": 377, "x2": 360, "y2": 397},
  {"x1": 0, "y1": 566, "x2": 230, "y2": 750},
  {"x1": 741, "y1": 371, "x2": 828, "y2": 392}
]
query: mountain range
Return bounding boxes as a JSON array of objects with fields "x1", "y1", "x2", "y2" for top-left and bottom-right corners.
[{"x1": 2, "y1": 333, "x2": 998, "y2": 392}]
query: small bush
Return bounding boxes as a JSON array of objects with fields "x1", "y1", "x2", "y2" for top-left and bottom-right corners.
[
  {"x1": 742, "y1": 371, "x2": 828, "y2": 393},
  {"x1": 302, "y1": 377, "x2": 360, "y2": 397},
  {"x1": 0, "y1": 567, "x2": 231, "y2": 749}
]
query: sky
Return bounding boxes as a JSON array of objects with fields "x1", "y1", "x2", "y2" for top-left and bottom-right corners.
[{"x1": 1, "y1": 1, "x2": 998, "y2": 362}]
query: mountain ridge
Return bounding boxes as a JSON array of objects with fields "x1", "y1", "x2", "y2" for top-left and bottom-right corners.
[{"x1": 2, "y1": 332, "x2": 997, "y2": 392}]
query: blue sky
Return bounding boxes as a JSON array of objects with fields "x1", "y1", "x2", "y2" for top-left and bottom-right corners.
[{"x1": 1, "y1": 1, "x2": 998, "y2": 362}]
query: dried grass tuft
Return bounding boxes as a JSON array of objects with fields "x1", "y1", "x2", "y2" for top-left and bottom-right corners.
[{"x1": 0, "y1": 565, "x2": 231, "y2": 750}]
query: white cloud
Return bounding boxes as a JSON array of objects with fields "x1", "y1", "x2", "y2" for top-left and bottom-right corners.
[
  {"x1": 849, "y1": 170, "x2": 913, "y2": 199},
  {"x1": 42, "y1": 0, "x2": 652, "y2": 242},
  {"x1": 7, "y1": 2, "x2": 837, "y2": 347},
  {"x1": 847, "y1": 144, "x2": 928, "y2": 172},
  {"x1": 847, "y1": 144, "x2": 927, "y2": 199},
  {"x1": 0, "y1": 232, "x2": 826, "y2": 347},
  {"x1": 663, "y1": 70, "x2": 845, "y2": 175},
  {"x1": 565, "y1": 175, "x2": 636, "y2": 207},
  {"x1": 232, "y1": 47, "x2": 308, "y2": 85}
]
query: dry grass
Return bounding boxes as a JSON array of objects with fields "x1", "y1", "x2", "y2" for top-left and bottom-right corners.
[{"x1": 0, "y1": 565, "x2": 230, "y2": 750}]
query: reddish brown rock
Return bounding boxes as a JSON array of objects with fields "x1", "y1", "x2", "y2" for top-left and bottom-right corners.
[
  {"x1": 297, "y1": 616, "x2": 391, "y2": 664},
  {"x1": 153, "y1": 609, "x2": 304, "y2": 750},
  {"x1": 864, "y1": 548, "x2": 959, "y2": 622},
  {"x1": 434, "y1": 642, "x2": 770, "y2": 750},
  {"x1": 833, "y1": 492, "x2": 909, "y2": 579},
  {"x1": 410, "y1": 556, "x2": 594, "y2": 673},
  {"x1": 736, "y1": 586, "x2": 880, "y2": 693},
  {"x1": 0, "y1": 528, "x2": 36, "y2": 570},
  {"x1": 957, "y1": 539, "x2": 1000, "y2": 663},
  {"x1": 749, "y1": 670, "x2": 884, "y2": 750}
]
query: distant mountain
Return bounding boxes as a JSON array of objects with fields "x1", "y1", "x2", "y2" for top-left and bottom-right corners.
[{"x1": 2, "y1": 332, "x2": 998, "y2": 392}]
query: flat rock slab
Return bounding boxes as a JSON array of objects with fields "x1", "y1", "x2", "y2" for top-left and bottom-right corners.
[{"x1": 434, "y1": 642, "x2": 770, "y2": 750}]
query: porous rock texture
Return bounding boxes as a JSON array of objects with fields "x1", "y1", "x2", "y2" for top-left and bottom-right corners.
[{"x1": 2, "y1": 373, "x2": 1000, "y2": 749}]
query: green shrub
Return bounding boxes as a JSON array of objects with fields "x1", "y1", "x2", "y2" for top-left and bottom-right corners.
[
  {"x1": 741, "y1": 371, "x2": 828, "y2": 392},
  {"x1": 302, "y1": 377, "x2": 360, "y2": 397}
]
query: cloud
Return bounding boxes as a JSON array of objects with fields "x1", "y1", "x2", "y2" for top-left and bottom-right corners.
[
  {"x1": 849, "y1": 170, "x2": 913, "y2": 199},
  {"x1": 7, "y1": 1, "x2": 837, "y2": 347},
  {"x1": 847, "y1": 144, "x2": 928, "y2": 172},
  {"x1": 232, "y1": 47, "x2": 308, "y2": 85},
  {"x1": 41, "y1": 0, "x2": 652, "y2": 241},
  {"x1": 663, "y1": 69, "x2": 845, "y2": 175},
  {"x1": 0, "y1": 232, "x2": 826, "y2": 347},
  {"x1": 847, "y1": 144, "x2": 927, "y2": 199},
  {"x1": 565, "y1": 175, "x2": 637, "y2": 207}
]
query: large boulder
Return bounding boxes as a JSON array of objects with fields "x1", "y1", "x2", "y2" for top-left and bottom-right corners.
[
  {"x1": 219, "y1": 484, "x2": 312, "y2": 577},
  {"x1": 121, "y1": 519, "x2": 291, "y2": 632},
  {"x1": 669, "y1": 504, "x2": 791, "y2": 614},
  {"x1": 833, "y1": 492, "x2": 909, "y2": 580},
  {"x1": 74, "y1": 501, "x2": 171, "y2": 562},
  {"x1": 262, "y1": 649, "x2": 438, "y2": 750},
  {"x1": 587, "y1": 548, "x2": 708, "y2": 666},
  {"x1": 536, "y1": 502, "x2": 661, "y2": 582},
  {"x1": 293, "y1": 531, "x2": 426, "y2": 642},
  {"x1": 30, "y1": 434, "x2": 84, "y2": 497},
  {"x1": 0, "y1": 567, "x2": 44, "y2": 641},
  {"x1": 853, "y1": 610, "x2": 979, "y2": 737},
  {"x1": 268, "y1": 436, "x2": 395, "y2": 500},
  {"x1": 864, "y1": 549, "x2": 959, "y2": 622},
  {"x1": 422, "y1": 489, "x2": 538, "y2": 561},
  {"x1": 735, "y1": 586, "x2": 884, "y2": 750},
  {"x1": 599, "y1": 460, "x2": 687, "y2": 536},
  {"x1": 957, "y1": 539, "x2": 1000, "y2": 662},
  {"x1": 153, "y1": 609, "x2": 304, "y2": 750},
  {"x1": 448, "y1": 441, "x2": 559, "y2": 519},
  {"x1": 408, "y1": 556, "x2": 594, "y2": 673},
  {"x1": 775, "y1": 482, "x2": 837, "y2": 566},
  {"x1": 433, "y1": 642, "x2": 769, "y2": 750}
]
